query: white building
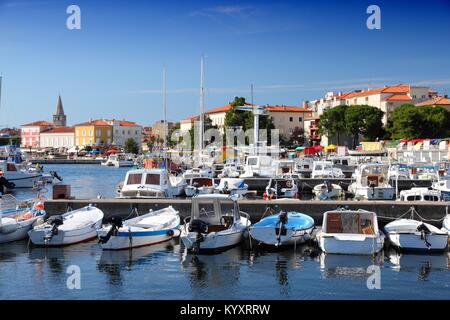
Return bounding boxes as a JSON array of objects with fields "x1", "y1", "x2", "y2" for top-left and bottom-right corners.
[
  {"x1": 108, "y1": 120, "x2": 142, "y2": 147},
  {"x1": 40, "y1": 127, "x2": 75, "y2": 149}
]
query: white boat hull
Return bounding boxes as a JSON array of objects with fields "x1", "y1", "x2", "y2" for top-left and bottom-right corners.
[
  {"x1": 0, "y1": 217, "x2": 39, "y2": 244},
  {"x1": 181, "y1": 217, "x2": 250, "y2": 252},
  {"x1": 318, "y1": 232, "x2": 385, "y2": 255},
  {"x1": 386, "y1": 232, "x2": 448, "y2": 251},
  {"x1": 98, "y1": 229, "x2": 179, "y2": 250},
  {"x1": 349, "y1": 184, "x2": 394, "y2": 200},
  {"x1": 184, "y1": 186, "x2": 214, "y2": 197}
]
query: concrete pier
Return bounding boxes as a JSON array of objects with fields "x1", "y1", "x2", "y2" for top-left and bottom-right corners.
[{"x1": 43, "y1": 198, "x2": 449, "y2": 226}]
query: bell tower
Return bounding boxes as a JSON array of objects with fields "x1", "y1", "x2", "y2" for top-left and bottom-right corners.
[{"x1": 53, "y1": 95, "x2": 67, "y2": 127}]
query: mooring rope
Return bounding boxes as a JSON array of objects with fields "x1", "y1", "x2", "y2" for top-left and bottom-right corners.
[{"x1": 378, "y1": 206, "x2": 446, "y2": 222}]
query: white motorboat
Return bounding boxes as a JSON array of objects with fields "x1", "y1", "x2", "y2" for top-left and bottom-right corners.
[
  {"x1": 387, "y1": 164, "x2": 410, "y2": 181},
  {"x1": 311, "y1": 161, "x2": 345, "y2": 179},
  {"x1": 119, "y1": 168, "x2": 186, "y2": 198},
  {"x1": 313, "y1": 181, "x2": 343, "y2": 200},
  {"x1": 384, "y1": 219, "x2": 448, "y2": 252},
  {"x1": 0, "y1": 160, "x2": 43, "y2": 188},
  {"x1": 398, "y1": 188, "x2": 441, "y2": 202},
  {"x1": 218, "y1": 163, "x2": 242, "y2": 178},
  {"x1": 180, "y1": 194, "x2": 251, "y2": 253},
  {"x1": 317, "y1": 209, "x2": 385, "y2": 255},
  {"x1": 183, "y1": 166, "x2": 214, "y2": 179},
  {"x1": 348, "y1": 163, "x2": 395, "y2": 200},
  {"x1": 0, "y1": 196, "x2": 46, "y2": 244},
  {"x1": 215, "y1": 178, "x2": 248, "y2": 197},
  {"x1": 249, "y1": 211, "x2": 314, "y2": 246},
  {"x1": 101, "y1": 154, "x2": 134, "y2": 167},
  {"x1": 432, "y1": 176, "x2": 450, "y2": 200},
  {"x1": 28, "y1": 205, "x2": 104, "y2": 246},
  {"x1": 240, "y1": 155, "x2": 276, "y2": 178},
  {"x1": 184, "y1": 177, "x2": 216, "y2": 197},
  {"x1": 264, "y1": 178, "x2": 298, "y2": 199},
  {"x1": 97, "y1": 206, "x2": 180, "y2": 250}
]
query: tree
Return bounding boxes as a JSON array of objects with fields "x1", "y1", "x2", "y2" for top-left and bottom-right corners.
[
  {"x1": 318, "y1": 105, "x2": 348, "y2": 145},
  {"x1": 344, "y1": 105, "x2": 384, "y2": 148},
  {"x1": 288, "y1": 126, "x2": 305, "y2": 146},
  {"x1": 225, "y1": 97, "x2": 251, "y2": 130},
  {"x1": 388, "y1": 104, "x2": 450, "y2": 139},
  {"x1": 124, "y1": 138, "x2": 139, "y2": 154}
]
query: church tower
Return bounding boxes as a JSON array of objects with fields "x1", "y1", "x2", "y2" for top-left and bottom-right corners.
[{"x1": 53, "y1": 95, "x2": 67, "y2": 127}]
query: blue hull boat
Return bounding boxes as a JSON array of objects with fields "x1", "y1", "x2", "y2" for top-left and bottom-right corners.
[{"x1": 249, "y1": 211, "x2": 315, "y2": 246}]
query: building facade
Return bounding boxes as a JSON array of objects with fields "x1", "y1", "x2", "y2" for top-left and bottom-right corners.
[
  {"x1": 20, "y1": 121, "x2": 54, "y2": 149},
  {"x1": 415, "y1": 95, "x2": 450, "y2": 111},
  {"x1": 107, "y1": 120, "x2": 142, "y2": 147},
  {"x1": 74, "y1": 120, "x2": 112, "y2": 147},
  {"x1": 40, "y1": 127, "x2": 75, "y2": 149}
]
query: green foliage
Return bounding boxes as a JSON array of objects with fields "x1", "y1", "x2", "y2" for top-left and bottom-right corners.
[
  {"x1": 318, "y1": 105, "x2": 347, "y2": 145},
  {"x1": 124, "y1": 138, "x2": 139, "y2": 154},
  {"x1": 388, "y1": 104, "x2": 450, "y2": 139},
  {"x1": 288, "y1": 126, "x2": 305, "y2": 146}
]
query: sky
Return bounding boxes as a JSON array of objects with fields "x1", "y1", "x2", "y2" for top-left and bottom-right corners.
[{"x1": 0, "y1": 0, "x2": 449, "y2": 127}]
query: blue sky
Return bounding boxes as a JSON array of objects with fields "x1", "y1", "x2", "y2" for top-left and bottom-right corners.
[{"x1": 0, "y1": 0, "x2": 449, "y2": 127}]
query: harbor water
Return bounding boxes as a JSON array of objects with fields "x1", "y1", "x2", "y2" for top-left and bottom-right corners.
[
  {"x1": 0, "y1": 240, "x2": 449, "y2": 299},
  {"x1": 1, "y1": 164, "x2": 449, "y2": 299}
]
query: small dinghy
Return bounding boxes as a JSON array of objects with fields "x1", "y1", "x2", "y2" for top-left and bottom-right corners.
[
  {"x1": 97, "y1": 206, "x2": 180, "y2": 250},
  {"x1": 384, "y1": 219, "x2": 448, "y2": 252},
  {"x1": 313, "y1": 181, "x2": 343, "y2": 200},
  {"x1": 317, "y1": 209, "x2": 385, "y2": 255},
  {"x1": 249, "y1": 211, "x2": 315, "y2": 246},
  {"x1": 215, "y1": 178, "x2": 248, "y2": 198},
  {"x1": 0, "y1": 196, "x2": 46, "y2": 244},
  {"x1": 181, "y1": 194, "x2": 251, "y2": 253},
  {"x1": 28, "y1": 205, "x2": 104, "y2": 246}
]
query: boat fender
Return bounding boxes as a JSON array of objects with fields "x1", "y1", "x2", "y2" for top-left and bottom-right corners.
[
  {"x1": 32, "y1": 217, "x2": 45, "y2": 228},
  {"x1": 167, "y1": 229, "x2": 174, "y2": 236}
]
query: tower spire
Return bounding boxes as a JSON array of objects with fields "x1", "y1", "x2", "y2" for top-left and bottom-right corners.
[{"x1": 53, "y1": 95, "x2": 67, "y2": 127}]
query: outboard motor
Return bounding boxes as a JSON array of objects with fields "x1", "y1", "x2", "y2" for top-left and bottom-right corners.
[
  {"x1": 44, "y1": 215, "x2": 64, "y2": 244},
  {"x1": 276, "y1": 211, "x2": 289, "y2": 246},
  {"x1": 417, "y1": 223, "x2": 432, "y2": 249},
  {"x1": 99, "y1": 216, "x2": 123, "y2": 244},
  {"x1": 192, "y1": 182, "x2": 200, "y2": 195},
  {"x1": 189, "y1": 219, "x2": 209, "y2": 253},
  {"x1": 50, "y1": 171, "x2": 63, "y2": 182},
  {"x1": 325, "y1": 180, "x2": 332, "y2": 193}
]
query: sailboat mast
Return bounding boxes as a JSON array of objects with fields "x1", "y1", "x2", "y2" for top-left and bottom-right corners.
[
  {"x1": 0, "y1": 75, "x2": 3, "y2": 120},
  {"x1": 199, "y1": 56, "x2": 205, "y2": 152},
  {"x1": 163, "y1": 66, "x2": 168, "y2": 169}
]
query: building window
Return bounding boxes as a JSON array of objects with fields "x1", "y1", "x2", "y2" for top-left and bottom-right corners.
[
  {"x1": 413, "y1": 95, "x2": 417, "y2": 99},
  {"x1": 289, "y1": 117, "x2": 293, "y2": 122},
  {"x1": 298, "y1": 117, "x2": 302, "y2": 122}
]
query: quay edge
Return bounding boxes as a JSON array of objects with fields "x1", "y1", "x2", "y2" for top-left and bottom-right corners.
[{"x1": 43, "y1": 198, "x2": 450, "y2": 227}]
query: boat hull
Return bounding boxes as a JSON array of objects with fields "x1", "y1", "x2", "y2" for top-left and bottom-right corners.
[
  {"x1": 349, "y1": 185, "x2": 395, "y2": 200},
  {"x1": 98, "y1": 228, "x2": 180, "y2": 250},
  {"x1": 386, "y1": 232, "x2": 448, "y2": 252},
  {"x1": 318, "y1": 233, "x2": 385, "y2": 255},
  {"x1": 0, "y1": 217, "x2": 38, "y2": 244}
]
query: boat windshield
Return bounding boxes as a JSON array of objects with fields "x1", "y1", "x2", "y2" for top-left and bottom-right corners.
[
  {"x1": 145, "y1": 174, "x2": 161, "y2": 185},
  {"x1": 126, "y1": 173, "x2": 142, "y2": 185},
  {"x1": 192, "y1": 178, "x2": 213, "y2": 187},
  {"x1": 248, "y1": 158, "x2": 258, "y2": 166},
  {"x1": 362, "y1": 166, "x2": 388, "y2": 175},
  {"x1": 325, "y1": 211, "x2": 375, "y2": 235}
]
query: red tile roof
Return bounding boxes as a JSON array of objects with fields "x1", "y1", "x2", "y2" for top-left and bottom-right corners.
[
  {"x1": 74, "y1": 119, "x2": 111, "y2": 126},
  {"x1": 41, "y1": 127, "x2": 75, "y2": 134},
  {"x1": 336, "y1": 84, "x2": 410, "y2": 100},
  {"x1": 265, "y1": 105, "x2": 311, "y2": 112},
  {"x1": 21, "y1": 121, "x2": 53, "y2": 127},
  {"x1": 115, "y1": 120, "x2": 139, "y2": 127},
  {"x1": 386, "y1": 94, "x2": 412, "y2": 101},
  {"x1": 416, "y1": 96, "x2": 450, "y2": 107},
  {"x1": 181, "y1": 115, "x2": 200, "y2": 123}
]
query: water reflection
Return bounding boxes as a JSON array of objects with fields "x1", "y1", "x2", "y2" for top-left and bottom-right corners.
[
  {"x1": 387, "y1": 249, "x2": 449, "y2": 281},
  {"x1": 319, "y1": 252, "x2": 384, "y2": 278},
  {"x1": 97, "y1": 241, "x2": 176, "y2": 286},
  {"x1": 0, "y1": 240, "x2": 29, "y2": 262},
  {"x1": 181, "y1": 246, "x2": 243, "y2": 290}
]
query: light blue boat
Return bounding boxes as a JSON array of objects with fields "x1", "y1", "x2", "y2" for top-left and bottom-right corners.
[{"x1": 249, "y1": 211, "x2": 315, "y2": 246}]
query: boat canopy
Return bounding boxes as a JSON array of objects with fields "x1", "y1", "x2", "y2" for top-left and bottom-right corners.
[
  {"x1": 323, "y1": 210, "x2": 378, "y2": 235},
  {"x1": 191, "y1": 195, "x2": 239, "y2": 225}
]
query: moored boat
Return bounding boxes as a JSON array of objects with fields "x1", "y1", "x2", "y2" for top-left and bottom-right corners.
[
  {"x1": 180, "y1": 194, "x2": 251, "y2": 253},
  {"x1": 317, "y1": 209, "x2": 385, "y2": 255},
  {"x1": 97, "y1": 206, "x2": 180, "y2": 250},
  {"x1": 249, "y1": 211, "x2": 314, "y2": 246},
  {"x1": 384, "y1": 219, "x2": 448, "y2": 252},
  {"x1": 28, "y1": 205, "x2": 104, "y2": 246}
]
